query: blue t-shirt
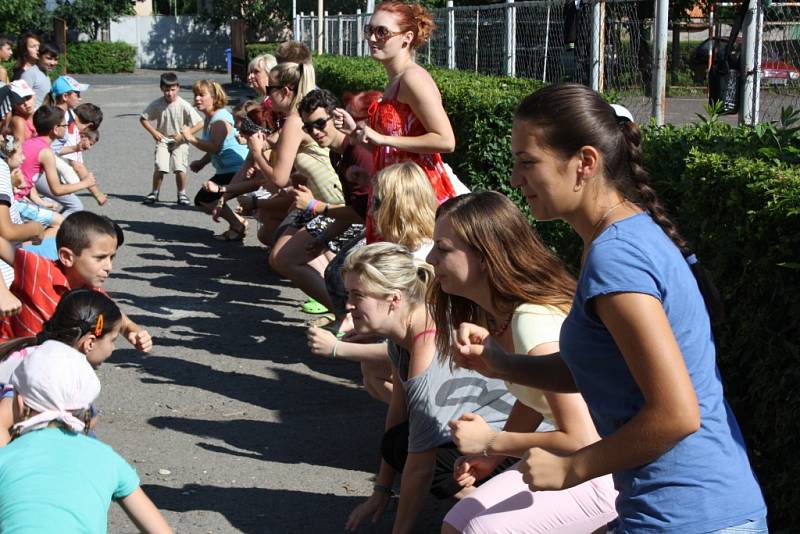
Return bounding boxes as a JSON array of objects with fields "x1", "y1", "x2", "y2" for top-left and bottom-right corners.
[
  {"x1": 560, "y1": 213, "x2": 765, "y2": 533},
  {"x1": 0, "y1": 427, "x2": 140, "y2": 533},
  {"x1": 204, "y1": 109, "x2": 248, "y2": 174}
]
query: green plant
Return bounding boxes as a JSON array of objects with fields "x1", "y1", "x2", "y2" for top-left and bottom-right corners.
[{"x1": 63, "y1": 42, "x2": 135, "y2": 74}]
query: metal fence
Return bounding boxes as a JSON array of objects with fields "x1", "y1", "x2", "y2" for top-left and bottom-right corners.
[{"x1": 296, "y1": 0, "x2": 800, "y2": 125}]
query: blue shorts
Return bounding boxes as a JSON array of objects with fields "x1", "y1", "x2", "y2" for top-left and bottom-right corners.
[
  {"x1": 16, "y1": 201, "x2": 56, "y2": 226},
  {"x1": 22, "y1": 237, "x2": 58, "y2": 260}
]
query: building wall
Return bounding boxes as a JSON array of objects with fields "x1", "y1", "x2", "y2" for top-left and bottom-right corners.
[{"x1": 109, "y1": 15, "x2": 230, "y2": 70}]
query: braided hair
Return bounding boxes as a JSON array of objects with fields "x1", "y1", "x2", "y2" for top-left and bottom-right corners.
[{"x1": 515, "y1": 84, "x2": 723, "y2": 323}]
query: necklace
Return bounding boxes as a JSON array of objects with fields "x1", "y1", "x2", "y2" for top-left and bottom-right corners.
[
  {"x1": 487, "y1": 311, "x2": 514, "y2": 337},
  {"x1": 588, "y1": 198, "x2": 628, "y2": 244}
]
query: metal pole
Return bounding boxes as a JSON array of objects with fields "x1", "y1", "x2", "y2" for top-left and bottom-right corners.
[
  {"x1": 651, "y1": 0, "x2": 669, "y2": 125},
  {"x1": 324, "y1": 10, "x2": 329, "y2": 54},
  {"x1": 311, "y1": 13, "x2": 316, "y2": 54},
  {"x1": 590, "y1": 0, "x2": 601, "y2": 91},
  {"x1": 356, "y1": 9, "x2": 363, "y2": 56},
  {"x1": 543, "y1": 4, "x2": 550, "y2": 82},
  {"x1": 447, "y1": 1, "x2": 456, "y2": 69},
  {"x1": 740, "y1": 0, "x2": 760, "y2": 125},
  {"x1": 505, "y1": 0, "x2": 516, "y2": 76},
  {"x1": 338, "y1": 13, "x2": 343, "y2": 55},
  {"x1": 475, "y1": 10, "x2": 480, "y2": 73},
  {"x1": 317, "y1": 0, "x2": 324, "y2": 54},
  {"x1": 292, "y1": 0, "x2": 297, "y2": 39}
]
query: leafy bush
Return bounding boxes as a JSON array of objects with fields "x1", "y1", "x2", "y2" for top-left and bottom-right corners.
[{"x1": 63, "y1": 42, "x2": 135, "y2": 74}]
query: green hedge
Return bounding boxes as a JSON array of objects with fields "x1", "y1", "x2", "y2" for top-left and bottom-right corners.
[
  {"x1": 284, "y1": 52, "x2": 799, "y2": 526},
  {"x1": 0, "y1": 41, "x2": 135, "y2": 77}
]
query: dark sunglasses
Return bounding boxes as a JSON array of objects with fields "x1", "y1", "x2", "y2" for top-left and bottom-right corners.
[
  {"x1": 302, "y1": 116, "x2": 333, "y2": 134},
  {"x1": 363, "y1": 24, "x2": 403, "y2": 42}
]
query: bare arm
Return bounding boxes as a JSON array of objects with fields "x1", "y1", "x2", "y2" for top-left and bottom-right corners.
[
  {"x1": 0, "y1": 204, "x2": 44, "y2": 243},
  {"x1": 262, "y1": 116, "x2": 305, "y2": 188},
  {"x1": 40, "y1": 149, "x2": 94, "y2": 196},
  {"x1": 121, "y1": 312, "x2": 153, "y2": 353},
  {"x1": 9, "y1": 117, "x2": 25, "y2": 144},
  {"x1": 520, "y1": 293, "x2": 701, "y2": 491},
  {"x1": 363, "y1": 67, "x2": 455, "y2": 154},
  {"x1": 185, "y1": 119, "x2": 227, "y2": 155},
  {"x1": 139, "y1": 116, "x2": 164, "y2": 142},
  {"x1": 118, "y1": 488, "x2": 173, "y2": 534},
  {"x1": 392, "y1": 450, "x2": 436, "y2": 534}
]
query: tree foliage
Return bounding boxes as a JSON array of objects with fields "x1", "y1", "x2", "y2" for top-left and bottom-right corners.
[
  {"x1": 197, "y1": 0, "x2": 289, "y2": 41},
  {"x1": 53, "y1": 0, "x2": 135, "y2": 41},
  {"x1": 0, "y1": 0, "x2": 52, "y2": 37}
]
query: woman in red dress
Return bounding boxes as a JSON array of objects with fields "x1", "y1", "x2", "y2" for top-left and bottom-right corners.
[{"x1": 335, "y1": 1, "x2": 456, "y2": 242}]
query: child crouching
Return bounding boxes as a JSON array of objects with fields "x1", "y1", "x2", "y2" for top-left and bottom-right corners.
[{"x1": 0, "y1": 341, "x2": 173, "y2": 533}]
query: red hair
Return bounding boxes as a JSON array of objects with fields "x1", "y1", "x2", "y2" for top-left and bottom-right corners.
[
  {"x1": 374, "y1": 1, "x2": 435, "y2": 49},
  {"x1": 343, "y1": 90, "x2": 382, "y2": 121}
]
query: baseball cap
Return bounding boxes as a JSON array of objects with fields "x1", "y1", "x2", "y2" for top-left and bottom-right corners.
[
  {"x1": 9, "y1": 79, "x2": 35, "y2": 106},
  {"x1": 51, "y1": 75, "x2": 90, "y2": 97}
]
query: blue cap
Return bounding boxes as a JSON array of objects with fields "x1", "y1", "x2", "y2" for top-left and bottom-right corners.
[{"x1": 51, "y1": 75, "x2": 90, "y2": 97}]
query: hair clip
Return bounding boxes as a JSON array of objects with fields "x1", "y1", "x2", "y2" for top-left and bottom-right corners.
[
  {"x1": 610, "y1": 104, "x2": 634, "y2": 124},
  {"x1": 93, "y1": 314, "x2": 104, "y2": 337}
]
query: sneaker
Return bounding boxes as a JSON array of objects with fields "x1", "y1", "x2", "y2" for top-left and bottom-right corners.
[
  {"x1": 143, "y1": 191, "x2": 159, "y2": 205},
  {"x1": 177, "y1": 192, "x2": 190, "y2": 206}
]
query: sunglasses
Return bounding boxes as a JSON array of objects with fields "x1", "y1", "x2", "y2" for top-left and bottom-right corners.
[
  {"x1": 302, "y1": 116, "x2": 333, "y2": 134},
  {"x1": 363, "y1": 24, "x2": 403, "y2": 42}
]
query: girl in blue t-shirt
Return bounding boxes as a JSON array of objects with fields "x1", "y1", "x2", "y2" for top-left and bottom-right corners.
[
  {"x1": 0, "y1": 289, "x2": 124, "y2": 445},
  {"x1": 0, "y1": 339, "x2": 172, "y2": 533},
  {"x1": 454, "y1": 84, "x2": 767, "y2": 533}
]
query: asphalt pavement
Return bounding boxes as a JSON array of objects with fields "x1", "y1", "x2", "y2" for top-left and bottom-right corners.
[{"x1": 77, "y1": 70, "x2": 439, "y2": 534}]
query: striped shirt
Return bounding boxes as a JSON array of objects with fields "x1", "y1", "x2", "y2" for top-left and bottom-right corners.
[
  {"x1": 294, "y1": 142, "x2": 344, "y2": 205},
  {"x1": 0, "y1": 249, "x2": 79, "y2": 341}
]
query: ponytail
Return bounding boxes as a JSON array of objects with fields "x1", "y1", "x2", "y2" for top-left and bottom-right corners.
[
  {"x1": 620, "y1": 120, "x2": 724, "y2": 324},
  {"x1": 515, "y1": 84, "x2": 724, "y2": 324}
]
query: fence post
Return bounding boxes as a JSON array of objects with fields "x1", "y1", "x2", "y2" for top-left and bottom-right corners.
[
  {"x1": 590, "y1": 0, "x2": 605, "y2": 91},
  {"x1": 651, "y1": 0, "x2": 669, "y2": 125},
  {"x1": 317, "y1": 3, "x2": 324, "y2": 54},
  {"x1": 543, "y1": 4, "x2": 551, "y2": 82},
  {"x1": 447, "y1": 0, "x2": 456, "y2": 69},
  {"x1": 475, "y1": 10, "x2": 480, "y2": 73},
  {"x1": 505, "y1": 0, "x2": 516, "y2": 76},
  {"x1": 356, "y1": 9, "x2": 363, "y2": 56},
  {"x1": 324, "y1": 11, "x2": 330, "y2": 54},
  {"x1": 292, "y1": 0, "x2": 298, "y2": 39},
  {"x1": 338, "y1": 13, "x2": 343, "y2": 55},
  {"x1": 310, "y1": 13, "x2": 316, "y2": 53},
  {"x1": 740, "y1": 0, "x2": 761, "y2": 125}
]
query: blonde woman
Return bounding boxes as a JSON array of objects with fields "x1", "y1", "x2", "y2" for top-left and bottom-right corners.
[
  {"x1": 307, "y1": 162, "x2": 436, "y2": 404},
  {"x1": 181, "y1": 80, "x2": 249, "y2": 241},
  {"x1": 341, "y1": 243, "x2": 514, "y2": 534}
]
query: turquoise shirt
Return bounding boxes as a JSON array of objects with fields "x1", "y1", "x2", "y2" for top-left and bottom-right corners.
[
  {"x1": 204, "y1": 108, "x2": 248, "y2": 174},
  {"x1": 0, "y1": 428, "x2": 140, "y2": 533}
]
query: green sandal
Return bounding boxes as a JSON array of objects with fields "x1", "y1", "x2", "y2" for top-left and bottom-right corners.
[{"x1": 301, "y1": 298, "x2": 329, "y2": 314}]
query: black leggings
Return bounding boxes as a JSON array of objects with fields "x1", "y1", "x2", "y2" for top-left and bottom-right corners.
[{"x1": 194, "y1": 172, "x2": 236, "y2": 207}]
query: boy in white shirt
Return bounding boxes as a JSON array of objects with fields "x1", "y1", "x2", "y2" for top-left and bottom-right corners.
[{"x1": 140, "y1": 72, "x2": 203, "y2": 205}]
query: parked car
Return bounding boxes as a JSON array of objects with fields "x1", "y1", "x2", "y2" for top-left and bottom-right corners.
[{"x1": 690, "y1": 37, "x2": 800, "y2": 84}]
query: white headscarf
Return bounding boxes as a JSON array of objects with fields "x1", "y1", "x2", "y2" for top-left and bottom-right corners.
[{"x1": 10, "y1": 340, "x2": 100, "y2": 436}]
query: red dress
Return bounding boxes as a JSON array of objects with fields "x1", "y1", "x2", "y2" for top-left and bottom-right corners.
[{"x1": 366, "y1": 87, "x2": 456, "y2": 242}]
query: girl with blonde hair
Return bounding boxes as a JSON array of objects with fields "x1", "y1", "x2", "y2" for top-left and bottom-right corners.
[
  {"x1": 342, "y1": 242, "x2": 514, "y2": 534},
  {"x1": 182, "y1": 79, "x2": 249, "y2": 240}
]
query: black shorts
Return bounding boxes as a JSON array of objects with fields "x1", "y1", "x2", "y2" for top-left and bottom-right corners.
[
  {"x1": 381, "y1": 421, "x2": 515, "y2": 499},
  {"x1": 194, "y1": 172, "x2": 236, "y2": 206}
]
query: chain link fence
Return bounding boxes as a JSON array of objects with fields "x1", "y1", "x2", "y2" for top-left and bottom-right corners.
[
  {"x1": 758, "y1": 2, "x2": 800, "y2": 122},
  {"x1": 297, "y1": 0, "x2": 653, "y2": 121}
]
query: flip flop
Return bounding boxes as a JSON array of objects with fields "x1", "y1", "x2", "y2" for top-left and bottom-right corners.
[
  {"x1": 301, "y1": 298, "x2": 329, "y2": 314},
  {"x1": 306, "y1": 313, "x2": 337, "y2": 328},
  {"x1": 213, "y1": 223, "x2": 246, "y2": 242}
]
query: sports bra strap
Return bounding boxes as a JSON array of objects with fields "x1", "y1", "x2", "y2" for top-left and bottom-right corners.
[{"x1": 412, "y1": 328, "x2": 436, "y2": 343}]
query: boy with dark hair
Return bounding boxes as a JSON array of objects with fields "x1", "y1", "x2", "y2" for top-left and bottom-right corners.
[
  {"x1": 139, "y1": 72, "x2": 203, "y2": 206},
  {"x1": 0, "y1": 211, "x2": 151, "y2": 352},
  {"x1": 21, "y1": 106, "x2": 95, "y2": 221},
  {"x1": 0, "y1": 35, "x2": 13, "y2": 84},
  {"x1": 20, "y1": 42, "x2": 59, "y2": 110}
]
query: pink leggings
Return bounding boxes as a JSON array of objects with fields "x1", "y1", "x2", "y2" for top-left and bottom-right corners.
[{"x1": 444, "y1": 462, "x2": 617, "y2": 534}]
